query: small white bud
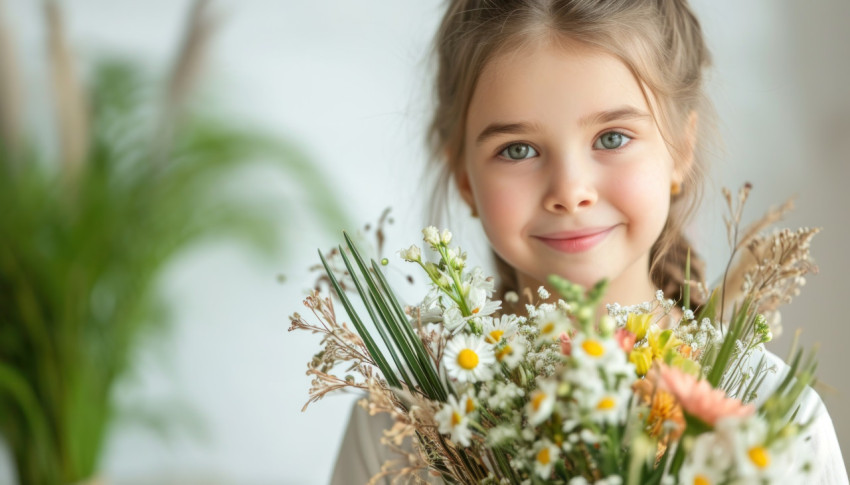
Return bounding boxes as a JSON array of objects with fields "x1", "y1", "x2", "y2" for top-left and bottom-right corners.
[
  {"x1": 537, "y1": 286, "x2": 551, "y2": 300},
  {"x1": 440, "y1": 229, "x2": 452, "y2": 245},
  {"x1": 504, "y1": 291, "x2": 519, "y2": 304},
  {"x1": 422, "y1": 226, "x2": 440, "y2": 246},
  {"x1": 399, "y1": 245, "x2": 421, "y2": 262}
]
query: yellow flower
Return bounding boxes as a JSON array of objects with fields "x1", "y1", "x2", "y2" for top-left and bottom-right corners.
[
  {"x1": 629, "y1": 346, "x2": 653, "y2": 377},
  {"x1": 647, "y1": 327, "x2": 683, "y2": 362},
  {"x1": 626, "y1": 313, "x2": 652, "y2": 341}
]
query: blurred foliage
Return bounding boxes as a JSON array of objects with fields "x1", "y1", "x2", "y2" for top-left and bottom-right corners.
[{"x1": 0, "y1": 3, "x2": 347, "y2": 483}]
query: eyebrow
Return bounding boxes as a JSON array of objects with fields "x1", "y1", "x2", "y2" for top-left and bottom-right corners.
[
  {"x1": 579, "y1": 106, "x2": 652, "y2": 128},
  {"x1": 474, "y1": 106, "x2": 652, "y2": 146}
]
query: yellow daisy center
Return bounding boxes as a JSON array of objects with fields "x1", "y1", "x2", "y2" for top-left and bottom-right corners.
[
  {"x1": 582, "y1": 339, "x2": 605, "y2": 357},
  {"x1": 451, "y1": 411, "x2": 462, "y2": 427},
  {"x1": 465, "y1": 397, "x2": 475, "y2": 414},
  {"x1": 496, "y1": 345, "x2": 512, "y2": 362},
  {"x1": 532, "y1": 391, "x2": 547, "y2": 411},
  {"x1": 694, "y1": 475, "x2": 710, "y2": 485},
  {"x1": 596, "y1": 397, "x2": 616, "y2": 410},
  {"x1": 457, "y1": 349, "x2": 479, "y2": 370},
  {"x1": 541, "y1": 322, "x2": 555, "y2": 335},
  {"x1": 486, "y1": 329, "x2": 505, "y2": 344},
  {"x1": 748, "y1": 446, "x2": 770, "y2": 469},
  {"x1": 536, "y1": 447, "x2": 551, "y2": 465}
]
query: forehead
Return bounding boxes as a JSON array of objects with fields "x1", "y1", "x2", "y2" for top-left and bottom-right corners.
[{"x1": 466, "y1": 41, "x2": 652, "y2": 136}]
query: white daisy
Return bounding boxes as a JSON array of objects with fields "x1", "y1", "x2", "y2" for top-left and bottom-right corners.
[
  {"x1": 442, "y1": 306, "x2": 466, "y2": 334},
  {"x1": 570, "y1": 333, "x2": 632, "y2": 377},
  {"x1": 482, "y1": 315, "x2": 519, "y2": 345},
  {"x1": 495, "y1": 338, "x2": 526, "y2": 369},
  {"x1": 443, "y1": 335, "x2": 495, "y2": 383},
  {"x1": 526, "y1": 379, "x2": 558, "y2": 426},
  {"x1": 677, "y1": 432, "x2": 731, "y2": 485},
  {"x1": 575, "y1": 382, "x2": 631, "y2": 426},
  {"x1": 716, "y1": 416, "x2": 803, "y2": 484},
  {"x1": 434, "y1": 393, "x2": 473, "y2": 447},
  {"x1": 465, "y1": 283, "x2": 500, "y2": 317},
  {"x1": 533, "y1": 439, "x2": 561, "y2": 479},
  {"x1": 535, "y1": 309, "x2": 570, "y2": 345},
  {"x1": 467, "y1": 266, "x2": 495, "y2": 293}
]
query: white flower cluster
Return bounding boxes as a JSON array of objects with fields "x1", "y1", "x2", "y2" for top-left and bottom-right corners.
[
  {"x1": 673, "y1": 317, "x2": 721, "y2": 357},
  {"x1": 512, "y1": 325, "x2": 637, "y2": 479},
  {"x1": 564, "y1": 333, "x2": 636, "y2": 427},
  {"x1": 606, "y1": 300, "x2": 653, "y2": 327}
]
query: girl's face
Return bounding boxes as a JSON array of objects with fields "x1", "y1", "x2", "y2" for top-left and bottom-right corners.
[{"x1": 458, "y1": 41, "x2": 688, "y2": 296}]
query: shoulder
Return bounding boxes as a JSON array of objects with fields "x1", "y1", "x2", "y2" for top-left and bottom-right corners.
[{"x1": 749, "y1": 347, "x2": 849, "y2": 484}]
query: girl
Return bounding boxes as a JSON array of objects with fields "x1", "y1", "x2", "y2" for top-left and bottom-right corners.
[{"x1": 331, "y1": 0, "x2": 847, "y2": 483}]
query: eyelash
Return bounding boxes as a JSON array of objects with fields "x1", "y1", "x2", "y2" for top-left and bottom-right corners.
[{"x1": 495, "y1": 130, "x2": 633, "y2": 161}]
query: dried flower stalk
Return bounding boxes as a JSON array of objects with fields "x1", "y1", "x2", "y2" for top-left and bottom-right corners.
[{"x1": 716, "y1": 185, "x2": 819, "y2": 335}]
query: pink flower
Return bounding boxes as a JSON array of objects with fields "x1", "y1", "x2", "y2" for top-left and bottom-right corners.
[
  {"x1": 658, "y1": 364, "x2": 755, "y2": 426},
  {"x1": 614, "y1": 328, "x2": 636, "y2": 353},
  {"x1": 559, "y1": 332, "x2": 572, "y2": 356}
]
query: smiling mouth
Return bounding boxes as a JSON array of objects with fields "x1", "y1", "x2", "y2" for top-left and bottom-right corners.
[{"x1": 533, "y1": 225, "x2": 618, "y2": 254}]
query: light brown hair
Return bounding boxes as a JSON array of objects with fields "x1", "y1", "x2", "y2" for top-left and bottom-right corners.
[{"x1": 427, "y1": 0, "x2": 715, "y2": 305}]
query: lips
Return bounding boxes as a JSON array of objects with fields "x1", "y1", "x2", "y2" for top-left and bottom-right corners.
[{"x1": 533, "y1": 225, "x2": 618, "y2": 254}]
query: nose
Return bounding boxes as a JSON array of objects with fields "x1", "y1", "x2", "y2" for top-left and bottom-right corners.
[{"x1": 542, "y1": 153, "x2": 598, "y2": 214}]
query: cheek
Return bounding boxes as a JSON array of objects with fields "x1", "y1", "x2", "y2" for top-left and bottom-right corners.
[
  {"x1": 471, "y1": 170, "x2": 534, "y2": 249},
  {"x1": 609, "y1": 159, "x2": 672, "y2": 236}
]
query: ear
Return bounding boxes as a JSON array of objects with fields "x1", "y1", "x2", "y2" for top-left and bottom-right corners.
[{"x1": 673, "y1": 110, "x2": 698, "y2": 184}]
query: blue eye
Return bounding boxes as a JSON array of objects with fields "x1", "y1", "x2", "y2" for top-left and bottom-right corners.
[
  {"x1": 594, "y1": 131, "x2": 631, "y2": 150},
  {"x1": 499, "y1": 143, "x2": 538, "y2": 160}
]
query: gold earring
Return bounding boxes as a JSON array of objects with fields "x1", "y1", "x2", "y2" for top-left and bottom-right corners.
[
  {"x1": 471, "y1": 206, "x2": 479, "y2": 218},
  {"x1": 671, "y1": 181, "x2": 682, "y2": 196}
]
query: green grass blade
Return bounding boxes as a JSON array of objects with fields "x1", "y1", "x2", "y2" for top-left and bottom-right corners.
[
  {"x1": 707, "y1": 299, "x2": 750, "y2": 387},
  {"x1": 695, "y1": 288, "x2": 719, "y2": 323},
  {"x1": 318, "y1": 249, "x2": 400, "y2": 388},
  {"x1": 366, "y1": 292, "x2": 420, "y2": 393},
  {"x1": 335, "y1": 247, "x2": 412, "y2": 390},
  {"x1": 370, "y1": 259, "x2": 447, "y2": 401},
  {"x1": 341, "y1": 232, "x2": 440, "y2": 399}
]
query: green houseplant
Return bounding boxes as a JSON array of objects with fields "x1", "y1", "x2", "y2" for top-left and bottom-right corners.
[{"x1": 0, "y1": 2, "x2": 346, "y2": 483}]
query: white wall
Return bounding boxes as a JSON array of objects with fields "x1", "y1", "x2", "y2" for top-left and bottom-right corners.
[{"x1": 1, "y1": 1, "x2": 847, "y2": 483}]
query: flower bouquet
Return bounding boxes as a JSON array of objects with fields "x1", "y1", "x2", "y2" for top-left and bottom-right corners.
[{"x1": 290, "y1": 188, "x2": 820, "y2": 484}]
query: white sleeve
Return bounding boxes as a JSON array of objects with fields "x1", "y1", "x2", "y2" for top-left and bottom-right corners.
[
  {"x1": 754, "y1": 349, "x2": 848, "y2": 484},
  {"x1": 802, "y1": 389, "x2": 849, "y2": 484}
]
